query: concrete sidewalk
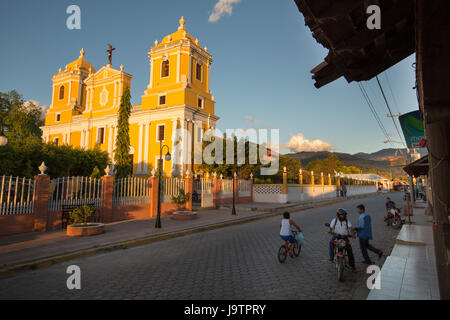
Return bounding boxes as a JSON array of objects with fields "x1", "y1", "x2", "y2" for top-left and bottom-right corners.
[
  {"x1": 0, "y1": 193, "x2": 377, "y2": 277},
  {"x1": 367, "y1": 201, "x2": 440, "y2": 300}
]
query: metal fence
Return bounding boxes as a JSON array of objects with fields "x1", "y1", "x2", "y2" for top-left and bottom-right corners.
[
  {"x1": 113, "y1": 177, "x2": 151, "y2": 206},
  {"x1": 219, "y1": 179, "x2": 234, "y2": 199},
  {"x1": 162, "y1": 177, "x2": 186, "y2": 202},
  {"x1": 0, "y1": 176, "x2": 36, "y2": 215},
  {"x1": 48, "y1": 177, "x2": 103, "y2": 211}
]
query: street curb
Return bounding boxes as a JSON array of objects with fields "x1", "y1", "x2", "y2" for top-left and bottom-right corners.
[{"x1": 0, "y1": 193, "x2": 379, "y2": 278}]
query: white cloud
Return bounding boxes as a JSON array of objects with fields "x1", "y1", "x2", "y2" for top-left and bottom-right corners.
[
  {"x1": 244, "y1": 115, "x2": 261, "y2": 124},
  {"x1": 285, "y1": 133, "x2": 333, "y2": 152},
  {"x1": 209, "y1": 0, "x2": 241, "y2": 23}
]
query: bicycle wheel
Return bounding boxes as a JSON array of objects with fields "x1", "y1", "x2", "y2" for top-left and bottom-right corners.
[
  {"x1": 278, "y1": 245, "x2": 287, "y2": 263},
  {"x1": 293, "y1": 241, "x2": 301, "y2": 257}
]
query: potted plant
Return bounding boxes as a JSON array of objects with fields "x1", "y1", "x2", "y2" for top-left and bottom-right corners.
[
  {"x1": 171, "y1": 188, "x2": 197, "y2": 220},
  {"x1": 66, "y1": 205, "x2": 105, "y2": 236}
]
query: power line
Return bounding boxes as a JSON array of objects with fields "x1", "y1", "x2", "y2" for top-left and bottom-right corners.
[
  {"x1": 358, "y1": 82, "x2": 390, "y2": 141},
  {"x1": 383, "y1": 71, "x2": 401, "y2": 115},
  {"x1": 375, "y1": 75, "x2": 407, "y2": 148}
]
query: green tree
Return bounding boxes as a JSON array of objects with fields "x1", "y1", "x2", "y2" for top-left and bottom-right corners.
[
  {"x1": 114, "y1": 87, "x2": 133, "y2": 178},
  {"x1": 0, "y1": 90, "x2": 43, "y2": 141}
]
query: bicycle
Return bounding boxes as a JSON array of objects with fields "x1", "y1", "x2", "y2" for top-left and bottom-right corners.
[{"x1": 278, "y1": 230, "x2": 301, "y2": 263}]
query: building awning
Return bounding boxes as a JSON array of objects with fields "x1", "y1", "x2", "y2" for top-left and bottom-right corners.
[
  {"x1": 403, "y1": 154, "x2": 429, "y2": 176},
  {"x1": 293, "y1": 0, "x2": 415, "y2": 88}
]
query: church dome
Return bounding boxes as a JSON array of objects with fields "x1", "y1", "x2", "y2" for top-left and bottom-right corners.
[{"x1": 65, "y1": 48, "x2": 95, "y2": 73}]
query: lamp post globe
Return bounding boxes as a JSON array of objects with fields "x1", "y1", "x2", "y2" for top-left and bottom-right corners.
[{"x1": 0, "y1": 132, "x2": 7, "y2": 147}]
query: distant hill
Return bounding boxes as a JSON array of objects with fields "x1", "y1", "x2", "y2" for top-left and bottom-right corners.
[{"x1": 284, "y1": 148, "x2": 427, "y2": 177}]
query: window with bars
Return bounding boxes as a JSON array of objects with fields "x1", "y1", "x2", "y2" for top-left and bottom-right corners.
[
  {"x1": 196, "y1": 62, "x2": 202, "y2": 81},
  {"x1": 59, "y1": 85, "x2": 65, "y2": 100},
  {"x1": 161, "y1": 60, "x2": 170, "y2": 78},
  {"x1": 198, "y1": 97, "x2": 203, "y2": 108},
  {"x1": 97, "y1": 127, "x2": 105, "y2": 144},
  {"x1": 159, "y1": 95, "x2": 166, "y2": 105},
  {"x1": 157, "y1": 125, "x2": 165, "y2": 141}
]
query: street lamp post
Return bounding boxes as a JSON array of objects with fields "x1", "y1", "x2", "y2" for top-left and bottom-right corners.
[{"x1": 155, "y1": 141, "x2": 171, "y2": 229}]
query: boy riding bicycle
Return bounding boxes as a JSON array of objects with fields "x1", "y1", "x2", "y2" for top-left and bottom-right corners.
[{"x1": 280, "y1": 211, "x2": 302, "y2": 257}]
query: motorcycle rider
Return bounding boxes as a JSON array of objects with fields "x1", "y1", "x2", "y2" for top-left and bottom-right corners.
[
  {"x1": 384, "y1": 197, "x2": 395, "y2": 221},
  {"x1": 328, "y1": 208, "x2": 356, "y2": 272}
]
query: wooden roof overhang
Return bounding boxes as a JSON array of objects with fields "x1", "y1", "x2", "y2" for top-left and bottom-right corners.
[
  {"x1": 294, "y1": 0, "x2": 416, "y2": 88},
  {"x1": 403, "y1": 155, "x2": 429, "y2": 176}
]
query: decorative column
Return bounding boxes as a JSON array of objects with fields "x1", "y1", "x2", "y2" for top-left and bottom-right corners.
[
  {"x1": 280, "y1": 167, "x2": 288, "y2": 203},
  {"x1": 137, "y1": 123, "x2": 144, "y2": 174},
  {"x1": 213, "y1": 172, "x2": 220, "y2": 208},
  {"x1": 249, "y1": 173, "x2": 254, "y2": 202},
  {"x1": 80, "y1": 130, "x2": 85, "y2": 148},
  {"x1": 299, "y1": 169, "x2": 303, "y2": 193},
  {"x1": 328, "y1": 173, "x2": 332, "y2": 186},
  {"x1": 336, "y1": 175, "x2": 341, "y2": 197},
  {"x1": 321, "y1": 172, "x2": 324, "y2": 191},
  {"x1": 143, "y1": 122, "x2": 150, "y2": 174},
  {"x1": 149, "y1": 170, "x2": 158, "y2": 218},
  {"x1": 85, "y1": 129, "x2": 90, "y2": 149},
  {"x1": 33, "y1": 163, "x2": 51, "y2": 232},
  {"x1": 171, "y1": 119, "x2": 178, "y2": 175},
  {"x1": 311, "y1": 170, "x2": 315, "y2": 193},
  {"x1": 100, "y1": 172, "x2": 114, "y2": 223},
  {"x1": 184, "y1": 171, "x2": 193, "y2": 212},
  {"x1": 112, "y1": 126, "x2": 117, "y2": 165},
  {"x1": 107, "y1": 125, "x2": 114, "y2": 161}
]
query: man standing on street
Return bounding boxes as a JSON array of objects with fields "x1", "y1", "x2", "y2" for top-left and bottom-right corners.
[{"x1": 355, "y1": 204, "x2": 383, "y2": 264}]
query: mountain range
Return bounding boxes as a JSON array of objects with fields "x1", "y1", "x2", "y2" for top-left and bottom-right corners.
[{"x1": 285, "y1": 148, "x2": 427, "y2": 177}]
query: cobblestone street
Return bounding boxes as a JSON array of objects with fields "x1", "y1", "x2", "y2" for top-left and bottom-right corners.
[{"x1": 0, "y1": 193, "x2": 402, "y2": 300}]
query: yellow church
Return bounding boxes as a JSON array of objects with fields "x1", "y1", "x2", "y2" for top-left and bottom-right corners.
[{"x1": 40, "y1": 17, "x2": 219, "y2": 176}]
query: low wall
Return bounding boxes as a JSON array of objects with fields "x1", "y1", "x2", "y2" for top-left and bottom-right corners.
[
  {"x1": 288, "y1": 184, "x2": 336, "y2": 202},
  {"x1": 346, "y1": 185, "x2": 378, "y2": 196},
  {"x1": 253, "y1": 183, "x2": 377, "y2": 204},
  {"x1": 0, "y1": 214, "x2": 34, "y2": 237}
]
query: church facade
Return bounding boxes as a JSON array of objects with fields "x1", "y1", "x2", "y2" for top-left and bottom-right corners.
[{"x1": 40, "y1": 17, "x2": 219, "y2": 176}]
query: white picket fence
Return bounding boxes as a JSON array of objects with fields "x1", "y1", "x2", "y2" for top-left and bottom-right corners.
[
  {"x1": 162, "y1": 177, "x2": 186, "y2": 202},
  {"x1": 0, "y1": 176, "x2": 36, "y2": 215},
  {"x1": 113, "y1": 177, "x2": 151, "y2": 206},
  {"x1": 48, "y1": 177, "x2": 103, "y2": 211}
]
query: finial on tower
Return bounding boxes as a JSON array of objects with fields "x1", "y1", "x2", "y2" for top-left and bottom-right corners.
[
  {"x1": 79, "y1": 48, "x2": 85, "y2": 57},
  {"x1": 179, "y1": 16, "x2": 185, "y2": 30}
]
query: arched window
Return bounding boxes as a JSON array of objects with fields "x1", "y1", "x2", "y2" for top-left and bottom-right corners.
[
  {"x1": 59, "y1": 85, "x2": 65, "y2": 100},
  {"x1": 161, "y1": 60, "x2": 170, "y2": 78},
  {"x1": 196, "y1": 62, "x2": 202, "y2": 81}
]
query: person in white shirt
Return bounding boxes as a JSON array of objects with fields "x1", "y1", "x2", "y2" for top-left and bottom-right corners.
[
  {"x1": 328, "y1": 208, "x2": 356, "y2": 272},
  {"x1": 280, "y1": 211, "x2": 302, "y2": 257}
]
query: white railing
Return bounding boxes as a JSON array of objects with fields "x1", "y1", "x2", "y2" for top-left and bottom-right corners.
[
  {"x1": 48, "y1": 177, "x2": 103, "y2": 211},
  {"x1": 0, "y1": 176, "x2": 36, "y2": 215},
  {"x1": 113, "y1": 177, "x2": 151, "y2": 206},
  {"x1": 238, "y1": 179, "x2": 250, "y2": 192},
  {"x1": 219, "y1": 179, "x2": 234, "y2": 199},
  {"x1": 163, "y1": 177, "x2": 186, "y2": 202}
]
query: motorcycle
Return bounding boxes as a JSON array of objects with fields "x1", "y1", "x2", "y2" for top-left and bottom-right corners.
[
  {"x1": 385, "y1": 208, "x2": 404, "y2": 229},
  {"x1": 325, "y1": 223, "x2": 351, "y2": 282}
]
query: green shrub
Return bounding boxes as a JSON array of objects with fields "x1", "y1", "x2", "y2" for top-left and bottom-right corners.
[
  {"x1": 69, "y1": 205, "x2": 95, "y2": 225},
  {"x1": 171, "y1": 188, "x2": 190, "y2": 210}
]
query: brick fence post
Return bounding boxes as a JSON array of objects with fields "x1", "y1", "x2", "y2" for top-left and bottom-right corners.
[
  {"x1": 33, "y1": 173, "x2": 50, "y2": 232},
  {"x1": 213, "y1": 176, "x2": 220, "y2": 208},
  {"x1": 233, "y1": 172, "x2": 239, "y2": 202},
  {"x1": 101, "y1": 175, "x2": 114, "y2": 223},
  {"x1": 149, "y1": 176, "x2": 158, "y2": 218},
  {"x1": 249, "y1": 174, "x2": 254, "y2": 202},
  {"x1": 184, "y1": 174, "x2": 193, "y2": 212}
]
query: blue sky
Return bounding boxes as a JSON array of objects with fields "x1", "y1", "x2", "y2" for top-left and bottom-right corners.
[{"x1": 0, "y1": 0, "x2": 418, "y2": 154}]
